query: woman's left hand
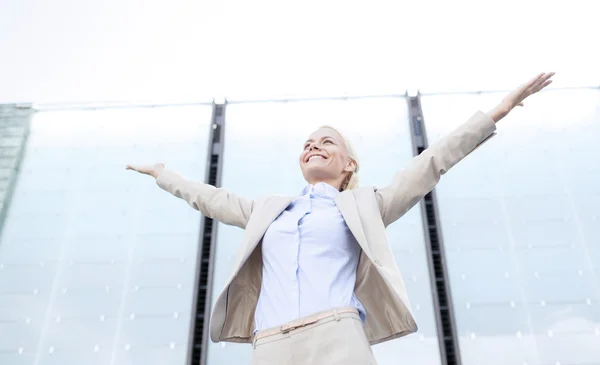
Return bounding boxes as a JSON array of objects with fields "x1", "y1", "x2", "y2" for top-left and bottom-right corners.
[{"x1": 489, "y1": 72, "x2": 555, "y2": 123}]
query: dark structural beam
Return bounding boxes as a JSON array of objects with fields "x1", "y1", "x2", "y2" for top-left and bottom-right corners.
[
  {"x1": 406, "y1": 93, "x2": 462, "y2": 365},
  {"x1": 188, "y1": 101, "x2": 227, "y2": 365}
]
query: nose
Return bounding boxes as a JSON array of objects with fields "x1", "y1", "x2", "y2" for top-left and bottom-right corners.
[{"x1": 309, "y1": 144, "x2": 321, "y2": 151}]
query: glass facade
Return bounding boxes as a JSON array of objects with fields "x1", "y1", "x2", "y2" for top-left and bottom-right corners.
[
  {"x1": 0, "y1": 106, "x2": 212, "y2": 365},
  {"x1": 207, "y1": 98, "x2": 442, "y2": 365},
  {"x1": 1, "y1": 89, "x2": 598, "y2": 365},
  {"x1": 421, "y1": 89, "x2": 600, "y2": 365}
]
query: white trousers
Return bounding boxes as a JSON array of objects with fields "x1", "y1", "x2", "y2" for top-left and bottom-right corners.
[{"x1": 251, "y1": 309, "x2": 378, "y2": 365}]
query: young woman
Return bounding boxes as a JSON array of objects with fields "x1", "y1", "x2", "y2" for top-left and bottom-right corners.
[{"x1": 127, "y1": 72, "x2": 554, "y2": 365}]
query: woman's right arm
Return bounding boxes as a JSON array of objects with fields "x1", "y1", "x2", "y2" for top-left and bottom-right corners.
[{"x1": 126, "y1": 163, "x2": 254, "y2": 229}]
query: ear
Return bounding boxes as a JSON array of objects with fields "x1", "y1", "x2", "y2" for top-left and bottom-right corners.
[{"x1": 344, "y1": 159, "x2": 357, "y2": 173}]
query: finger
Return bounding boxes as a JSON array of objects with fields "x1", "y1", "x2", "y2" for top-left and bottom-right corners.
[
  {"x1": 531, "y1": 72, "x2": 553, "y2": 90},
  {"x1": 526, "y1": 72, "x2": 555, "y2": 95},
  {"x1": 544, "y1": 71, "x2": 556, "y2": 80},
  {"x1": 540, "y1": 79, "x2": 553, "y2": 89},
  {"x1": 535, "y1": 72, "x2": 555, "y2": 88},
  {"x1": 533, "y1": 79, "x2": 553, "y2": 93},
  {"x1": 518, "y1": 73, "x2": 546, "y2": 97},
  {"x1": 526, "y1": 72, "x2": 546, "y2": 87}
]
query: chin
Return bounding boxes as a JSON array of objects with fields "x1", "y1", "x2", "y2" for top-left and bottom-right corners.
[
  {"x1": 303, "y1": 166, "x2": 333, "y2": 179},
  {"x1": 304, "y1": 164, "x2": 327, "y2": 173}
]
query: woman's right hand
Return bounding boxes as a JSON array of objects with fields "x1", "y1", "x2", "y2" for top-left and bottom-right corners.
[{"x1": 126, "y1": 163, "x2": 165, "y2": 179}]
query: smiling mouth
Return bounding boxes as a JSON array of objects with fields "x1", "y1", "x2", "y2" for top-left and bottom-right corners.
[{"x1": 306, "y1": 155, "x2": 327, "y2": 162}]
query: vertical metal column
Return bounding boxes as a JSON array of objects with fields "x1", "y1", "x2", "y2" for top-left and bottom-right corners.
[
  {"x1": 187, "y1": 100, "x2": 227, "y2": 365},
  {"x1": 406, "y1": 93, "x2": 462, "y2": 365}
]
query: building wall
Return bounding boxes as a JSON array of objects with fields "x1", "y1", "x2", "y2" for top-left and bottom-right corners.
[
  {"x1": 0, "y1": 105, "x2": 212, "y2": 365},
  {"x1": 421, "y1": 89, "x2": 600, "y2": 365},
  {"x1": 0, "y1": 105, "x2": 34, "y2": 230},
  {"x1": 0, "y1": 89, "x2": 598, "y2": 365}
]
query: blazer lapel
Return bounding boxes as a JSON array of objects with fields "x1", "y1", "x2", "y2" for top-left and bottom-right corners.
[
  {"x1": 240, "y1": 195, "x2": 296, "y2": 262},
  {"x1": 334, "y1": 191, "x2": 372, "y2": 257}
]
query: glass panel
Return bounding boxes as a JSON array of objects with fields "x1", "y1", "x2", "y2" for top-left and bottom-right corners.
[
  {"x1": 421, "y1": 89, "x2": 600, "y2": 365},
  {"x1": 0, "y1": 105, "x2": 212, "y2": 364},
  {"x1": 207, "y1": 98, "x2": 442, "y2": 365}
]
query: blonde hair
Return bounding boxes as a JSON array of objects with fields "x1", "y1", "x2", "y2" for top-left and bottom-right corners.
[{"x1": 320, "y1": 125, "x2": 360, "y2": 191}]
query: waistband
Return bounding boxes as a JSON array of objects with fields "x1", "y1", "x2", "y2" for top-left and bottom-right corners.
[{"x1": 253, "y1": 307, "x2": 359, "y2": 343}]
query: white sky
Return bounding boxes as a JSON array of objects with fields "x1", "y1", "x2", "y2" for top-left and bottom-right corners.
[{"x1": 1, "y1": 0, "x2": 598, "y2": 104}]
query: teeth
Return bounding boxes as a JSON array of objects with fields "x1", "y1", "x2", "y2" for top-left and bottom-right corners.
[{"x1": 308, "y1": 155, "x2": 324, "y2": 161}]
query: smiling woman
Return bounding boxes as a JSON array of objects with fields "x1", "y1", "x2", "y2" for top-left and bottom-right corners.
[
  {"x1": 300, "y1": 125, "x2": 360, "y2": 192},
  {"x1": 126, "y1": 72, "x2": 554, "y2": 365}
]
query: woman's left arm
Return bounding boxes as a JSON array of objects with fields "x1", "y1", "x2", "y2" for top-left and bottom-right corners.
[{"x1": 377, "y1": 72, "x2": 555, "y2": 227}]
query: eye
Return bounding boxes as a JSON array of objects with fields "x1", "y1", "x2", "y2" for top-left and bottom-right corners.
[
  {"x1": 303, "y1": 144, "x2": 310, "y2": 150},
  {"x1": 323, "y1": 139, "x2": 333, "y2": 144}
]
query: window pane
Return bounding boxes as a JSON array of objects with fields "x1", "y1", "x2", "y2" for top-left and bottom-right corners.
[
  {"x1": 0, "y1": 106, "x2": 211, "y2": 365},
  {"x1": 208, "y1": 98, "x2": 442, "y2": 365},
  {"x1": 421, "y1": 89, "x2": 600, "y2": 365}
]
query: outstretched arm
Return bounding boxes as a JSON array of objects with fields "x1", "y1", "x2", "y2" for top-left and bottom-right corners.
[
  {"x1": 376, "y1": 72, "x2": 555, "y2": 227},
  {"x1": 126, "y1": 163, "x2": 254, "y2": 229}
]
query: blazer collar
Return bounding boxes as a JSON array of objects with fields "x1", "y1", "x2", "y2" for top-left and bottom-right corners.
[
  {"x1": 241, "y1": 191, "x2": 371, "y2": 260},
  {"x1": 300, "y1": 182, "x2": 340, "y2": 199}
]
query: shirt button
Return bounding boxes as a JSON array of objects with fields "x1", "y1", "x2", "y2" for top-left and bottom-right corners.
[{"x1": 374, "y1": 260, "x2": 383, "y2": 266}]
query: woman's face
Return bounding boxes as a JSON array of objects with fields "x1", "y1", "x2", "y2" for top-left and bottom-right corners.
[{"x1": 299, "y1": 127, "x2": 355, "y2": 186}]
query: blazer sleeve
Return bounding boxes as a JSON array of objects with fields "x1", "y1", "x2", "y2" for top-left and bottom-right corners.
[
  {"x1": 156, "y1": 169, "x2": 254, "y2": 229},
  {"x1": 376, "y1": 110, "x2": 497, "y2": 227}
]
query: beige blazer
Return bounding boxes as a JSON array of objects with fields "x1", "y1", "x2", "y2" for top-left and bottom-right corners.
[{"x1": 156, "y1": 111, "x2": 497, "y2": 346}]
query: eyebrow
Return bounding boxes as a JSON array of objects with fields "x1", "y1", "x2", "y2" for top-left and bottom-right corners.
[{"x1": 303, "y1": 136, "x2": 337, "y2": 145}]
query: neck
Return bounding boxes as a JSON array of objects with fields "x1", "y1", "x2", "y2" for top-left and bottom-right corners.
[{"x1": 307, "y1": 176, "x2": 345, "y2": 191}]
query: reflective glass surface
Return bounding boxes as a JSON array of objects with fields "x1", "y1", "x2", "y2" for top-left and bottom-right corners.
[
  {"x1": 0, "y1": 106, "x2": 211, "y2": 365},
  {"x1": 421, "y1": 90, "x2": 600, "y2": 365},
  {"x1": 207, "y1": 98, "x2": 442, "y2": 364}
]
